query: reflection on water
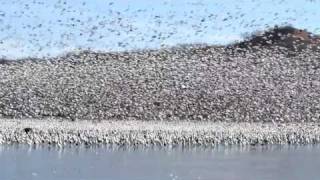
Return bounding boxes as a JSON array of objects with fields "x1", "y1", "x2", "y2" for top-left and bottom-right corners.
[{"x1": 0, "y1": 144, "x2": 320, "y2": 180}]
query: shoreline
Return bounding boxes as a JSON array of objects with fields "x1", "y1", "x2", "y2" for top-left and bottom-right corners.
[{"x1": 0, "y1": 119, "x2": 319, "y2": 147}]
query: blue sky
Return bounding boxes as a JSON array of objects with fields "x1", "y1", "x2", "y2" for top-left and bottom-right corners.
[{"x1": 0, "y1": 0, "x2": 319, "y2": 58}]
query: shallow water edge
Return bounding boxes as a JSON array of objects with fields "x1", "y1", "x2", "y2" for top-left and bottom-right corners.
[{"x1": 1, "y1": 144, "x2": 320, "y2": 180}]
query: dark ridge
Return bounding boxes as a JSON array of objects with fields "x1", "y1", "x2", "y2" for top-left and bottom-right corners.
[
  {"x1": 0, "y1": 58, "x2": 11, "y2": 65},
  {"x1": 228, "y1": 25, "x2": 320, "y2": 52},
  {"x1": 0, "y1": 25, "x2": 319, "y2": 64},
  {"x1": 0, "y1": 57, "x2": 48, "y2": 65}
]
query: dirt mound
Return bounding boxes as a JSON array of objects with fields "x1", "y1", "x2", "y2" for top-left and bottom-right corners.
[{"x1": 230, "y1": 25, "x2": 320, "y2": 52}]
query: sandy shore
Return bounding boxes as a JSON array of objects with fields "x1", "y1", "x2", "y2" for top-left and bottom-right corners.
[{"x1": 0, "y1": 119, "x2": 319, "y2": 147}]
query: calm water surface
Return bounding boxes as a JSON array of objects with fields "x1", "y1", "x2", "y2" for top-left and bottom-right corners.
[{"x1": 1, "y1": 145, "x2": 320, "y2": 180}]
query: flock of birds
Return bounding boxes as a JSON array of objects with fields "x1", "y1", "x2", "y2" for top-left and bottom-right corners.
[
  {"x1": 0, "y1": 0, "x2": 319, "y2": 123},
  {"x1": 0, "y1": 0, "x2": 319, "y2": 58},
  {"x1": 1, "y1": 42, "x2": 320, "y2": 122}
]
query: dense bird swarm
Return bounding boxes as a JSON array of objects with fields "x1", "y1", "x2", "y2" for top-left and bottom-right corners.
[
  {"x1": 1, "y1": 42, "x2": 320, "y2": 122},
  {"x1": 1, "y1": 119, "x2": 320, "y2": 146}
]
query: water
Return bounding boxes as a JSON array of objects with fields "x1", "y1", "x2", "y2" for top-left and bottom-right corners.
[{"x1": 1, "y1": 145, "x2": 320, "y2": 180}]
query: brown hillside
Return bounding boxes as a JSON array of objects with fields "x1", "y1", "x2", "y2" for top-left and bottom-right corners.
[{"x1": 230, "y1": 26, "x2": 320, "y2": 52}]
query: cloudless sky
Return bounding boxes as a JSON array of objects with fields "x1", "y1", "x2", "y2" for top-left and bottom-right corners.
[{"x1": 0, "y1": 0, "x2": 319, "y2": 59}]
